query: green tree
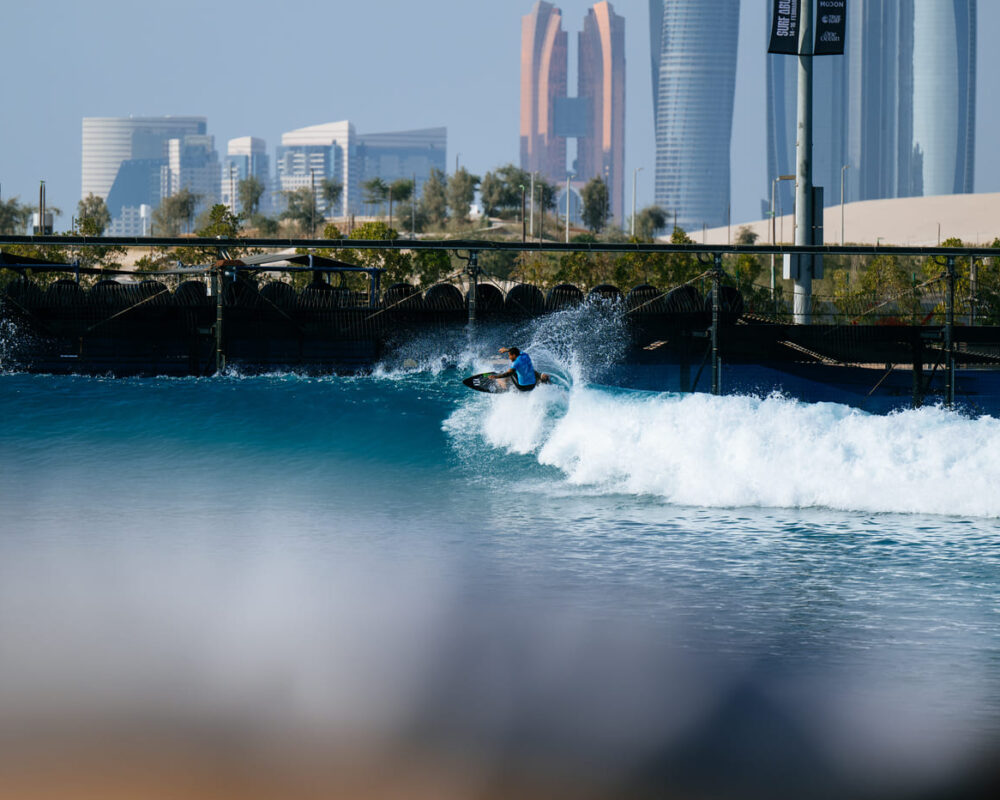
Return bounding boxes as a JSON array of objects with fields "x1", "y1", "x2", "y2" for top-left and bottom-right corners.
[
  {"x1": 419, "y1": 168, "x2": 448, "y2": 227},
  {"x1": 197, "y1": 204, "x2": 242, "y2": 238},
  {"x1": 479, "y1": 171, "x2": 504, "y2": 218},
  {"x1": 414, "y1": 250, "x2": 452, "y2": 287},
  {"x1": 633, "y1": 205, "x2": 669, "y2": 241},
  {"x1": 361, "y1": 177, "x2": 389, "y2": 215},
  {"x1": 281, "y1": 186, "x2": 321, "y2": 235},
  {"x1": 153, "y1": 188, "x2": 201, "y2": 235},
  {"x1": 237, "y1": 176, "x2": 265, "y2": 218},
  {"x1": 389, "y1": 178, "x2": 413, "y2": 204},
  {"x1": 581, "y1": 177, "x2": 610, "y2": 233},
  {"x1": 0, "y1": 197, "x2": 31, "y2": 234},
  {"x1": 76, "y1": 193, "x2": 111, "y2": 236},
  {"x1": 447, "y1": 167, "x2": 480, "y2": 224},
  {"x1": 321, "y1": 177, "x2": 343, "y2": 216},
  {"x1": 344, "y1": 221, "x2": 412, "y2": 284}
]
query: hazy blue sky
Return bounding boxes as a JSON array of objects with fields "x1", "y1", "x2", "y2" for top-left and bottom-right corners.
[{"x1": 2, "y1": 0, "x2": 997, "y2": 229}]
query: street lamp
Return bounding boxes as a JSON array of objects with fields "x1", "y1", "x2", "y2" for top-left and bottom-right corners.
[
  {"x1": 840, "y1": 164, "x2": 851, "y2": 245},
  {"x1": 631, "y1": 167, "x2": 643, "y2": 237}
]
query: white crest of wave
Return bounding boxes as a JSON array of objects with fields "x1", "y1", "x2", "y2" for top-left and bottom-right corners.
[{"x1": 449, "y1": 387, "x2": 1000, "y2": 517}]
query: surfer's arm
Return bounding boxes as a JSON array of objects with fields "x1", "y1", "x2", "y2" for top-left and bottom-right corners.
[{"x1": 494, "y1": 368, "x2": 514, "y2": 379}]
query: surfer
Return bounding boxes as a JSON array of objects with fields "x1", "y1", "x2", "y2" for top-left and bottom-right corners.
[{"x1": 491, "y1": 347, "x2": 550, "y2": 391}]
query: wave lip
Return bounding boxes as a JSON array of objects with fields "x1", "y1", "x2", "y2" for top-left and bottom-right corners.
[{"x1": 454, "y1": 386, "x2": 1000, "y2": 518}]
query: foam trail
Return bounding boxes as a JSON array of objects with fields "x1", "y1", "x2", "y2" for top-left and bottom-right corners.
[{"x1": 449, "y1": 387, "x2": 1000, "y2": 517}]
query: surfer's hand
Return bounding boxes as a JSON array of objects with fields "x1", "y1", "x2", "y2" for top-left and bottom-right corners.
[{"x1": 498, "y1": 347, "x2": 508, "y2": 354}]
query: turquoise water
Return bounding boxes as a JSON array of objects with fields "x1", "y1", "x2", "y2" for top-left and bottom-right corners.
[{"x1": 1, "y1": 325, "x2": 999, "y2": 795}]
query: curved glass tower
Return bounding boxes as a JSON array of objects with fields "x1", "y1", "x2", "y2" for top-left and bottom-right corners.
[
  {"x1": 650, "y1": 0, "x2": 740, "y2": 232},
  {"x1": 766, "y1": 0, "x2": 976, "y2": 208}
]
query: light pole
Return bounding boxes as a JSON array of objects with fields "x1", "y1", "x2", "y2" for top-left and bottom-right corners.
[
  {"x1": 840, "y1": 164, "x2": 850, "y2": 245},
  {"x1": 771, "y1": 175, "x2": 795, "y2": 303},
  {"x1": 529, "y1": 172, "x2": 535, "y2": 239},
  {"x1": 631, "y1": 167, "x2": 643, "y2": 237},
  {"x1": 565, "y1": 174, "x2": 573, "y2": 243},
  {"x1": 520, "y1": 184, "x2": 526, "y2": 243},
  {"x1": 455, "y1": 153, "x2": 461, "y2": 174}
]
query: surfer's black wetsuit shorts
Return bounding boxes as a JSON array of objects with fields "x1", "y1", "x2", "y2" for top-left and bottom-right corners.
[{"x1": 512, "y1": 376, "x2": 537, "y2": 392}]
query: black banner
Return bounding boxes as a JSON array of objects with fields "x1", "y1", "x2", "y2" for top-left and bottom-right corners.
[
  {"x1": 768, "y1": 0, "x2": 801, "y2": 55},
  {"x1": 814, "y1": 0, "x2": 847, "y2": 55}
]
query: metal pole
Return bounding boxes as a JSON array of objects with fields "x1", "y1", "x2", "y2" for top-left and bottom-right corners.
[
  {"x1": 412, "y1": 173, "x2": 416, "y2": 237},
  {"x1": 467, "y1": 250, "x2": 479, "y2": 326},
  {"x1": 529, "y1": 173, "x2": 535, "y2": 239},
  {"x1": 565, "y1": 175, "x2": 571, "y2": 243},
  {"x1": 770, "y1": 179, "x2": 776, "y2": 301},
  {"x1": 711, "y1": 253, "x2": 722, "y2": 395},
  {"x1": 840, "y1": 164, "x2": 850, "y2": 245},
  {"x1": 520, "y1": 185, "x2": 526, "y2": 243},
  {"x1": 214, "y1": 265, "x2": 225, "y2": 374},
  {"x1": 309, "y1": 169, "x2": 315, "y2": 237},
  {"x1": 793, "y1": 0, "x2": 814, "y2": 324},
  {"x1": 945, "y1": 256, "x2": 956, "y2": 407},
  {"x1": 631, "y1": 167, "x2": 642, "y2": 237}
]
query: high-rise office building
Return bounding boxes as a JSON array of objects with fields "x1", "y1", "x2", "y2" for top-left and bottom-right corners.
[
  {"x1": 767, "y1": 0, "x2": 975, "y2": 216},
  {"x1": 521, "y1": 2, "x2": 625, "y2": 224},
  {"x1": 276, "y1": 121, "x2": 354, "y2": 217},
  {"x1": 521, "y1": 2, "x2": 568, "y2": 183},
  {"x1": 578, "y1": 2, "x2": 626, "y2": 223},
  {"x1": 222, "y1": 137, "x2": 270, "y2": 216},
  {"x1": 82, "y1": 116, "x2": 208, "y2": 234},
  {"x1": 277, "y1": 121, "x2": 447, "y2": 217},
  {"x1": 163, "y1": 134, "x2": 220, "y2": 210},
  {"x1": 650, "y1": 0, "x2": 740, "y2": 232},
  {"x1": 354, "y1": 127, "x2": 447, "y2": 210}
]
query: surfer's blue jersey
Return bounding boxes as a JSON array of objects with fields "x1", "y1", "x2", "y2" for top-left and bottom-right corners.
[{"x1": 512, "y1": 353, "x2": 536, "y2": 386}]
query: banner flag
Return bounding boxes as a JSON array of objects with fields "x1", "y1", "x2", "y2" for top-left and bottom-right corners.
[
  {"x1": 768, "y1": 0, "x2": 801, "y2": 55},
  {"x1": 815, "y1": 0, "x2": 847, "y2": 55}
]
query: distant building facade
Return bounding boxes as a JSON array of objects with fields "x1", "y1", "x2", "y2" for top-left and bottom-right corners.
[
  {"x1": 520, "y1": 1, "x2": 626, "y2": 224},
  {"x1": 277, "y1": 121, "x2": 447, "y2": 217},
  {"x1": 767, "y1": 0, "x2": 976, "y2": 217},
  {"x1": 222, "y1": 136, "x2": 270, "y2": 216},
  {"x1": 650, "y1": 0, "x2": 739, "y2": 232},
  {"x1": 82, "y1": 116, "x2": 209, "y2": 235}
]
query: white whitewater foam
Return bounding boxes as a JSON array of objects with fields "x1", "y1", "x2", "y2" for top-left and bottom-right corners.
[{"x1": 446, "y1": 386, "x2": 1000, "y2": 517}]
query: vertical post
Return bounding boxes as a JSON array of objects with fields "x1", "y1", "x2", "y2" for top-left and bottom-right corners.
[
  {"x1": 912, "y1": 336, "x2": 923, "y2": 409},
  {"x1": 467, "y1": 251, "x2": 480, "y2": 326},
  {"x1": 214, "y1": 265, "x2": 225, "y2": 374},
  {"x1": 412, "y1": 173, "x2": 417, "y2": 238},
  {"x1": 711, "y1": 253, "x2": 722, "y2": 396},
  {"x1": 565, "y1": 174, "x2": 571, "y2": 243},
  {"x1": 840, "y1": 164, "x2": 850, "y2": 245},
  {"x1": 520, "y1": 185, "x2": 526, "y2": 243},
  {"x1": 945, "y1": 256, "x2": 956, "y2": 408},
  {"x1": 970, "y1": 257, "x2": 978, "y2": 325},
  {"x1": 309, "y1": 168, "x2": 316, "y2": 237},
  {"x1": 529, "y1": 173, "x2": 535, "y2": 239},
  {"x1": 631, "y1": 167, "x2": 642, "y2": 237},
  {"x1": 794, "y1": 0, "x2": 814, "y2": 324}
]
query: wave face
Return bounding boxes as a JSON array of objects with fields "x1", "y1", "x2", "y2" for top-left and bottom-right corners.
[{"x1": 447, "y1": 385, "x2": 1000, "y2": 517}]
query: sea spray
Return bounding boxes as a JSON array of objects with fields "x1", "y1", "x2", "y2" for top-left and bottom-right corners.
[{"x1": 447, "y1": 385, "x2": 1000, "y2": 518}]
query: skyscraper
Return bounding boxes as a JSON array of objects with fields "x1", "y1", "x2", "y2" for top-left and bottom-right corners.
[
  {"x1": 520, "y1": 1, "x2": 568, "y2": 182},
  {"x1": 578, "y1": 2, "x2": 626, "y2": 223},
  {"x1": 650, "y1": 0, "x2": 740, "y2": 232},
  {"x1": 82, "y1": 116, "x2": 208, "y2": 234},
  {"x1": 521, "y1": 2, "x2": 625, "y2": 224},
  {"x1": 767, "y1": 0, "x2": 976, "y2": 213}
]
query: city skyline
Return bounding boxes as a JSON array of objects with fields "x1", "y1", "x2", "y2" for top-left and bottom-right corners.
[{"x1": 5, "y1": 0, "x2": 1000, "y2": 235}]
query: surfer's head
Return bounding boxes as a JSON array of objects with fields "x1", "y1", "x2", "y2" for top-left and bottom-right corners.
[{"x1": 508, "y1": 347, "x2": 520, "y2": 360}]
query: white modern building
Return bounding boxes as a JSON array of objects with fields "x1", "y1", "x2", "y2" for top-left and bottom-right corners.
[
  {"x1": 649, "y1": 0, "x2": 740, "y2": 231},
  {"x1": 82, "y1": 116, "x2": 215, "y2": 235},
  {"x1": 276, "y1": 121, "x2": 354, "y2": 216}
]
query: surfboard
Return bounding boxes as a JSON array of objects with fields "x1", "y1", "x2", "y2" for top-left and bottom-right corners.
[{"x1": 462, "y1": 372, "x2": 508, "y2": 393}]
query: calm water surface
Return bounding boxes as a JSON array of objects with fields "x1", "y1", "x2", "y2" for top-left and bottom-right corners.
[{"x1": 1, "y1": 363, "x2": 998, "y2": 797}]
